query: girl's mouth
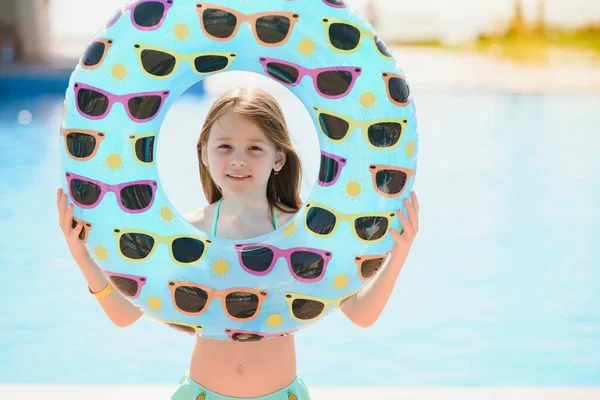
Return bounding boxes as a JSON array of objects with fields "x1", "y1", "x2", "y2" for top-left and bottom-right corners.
[{"x1": 227, "y1": 174, "x2": 251, "y2": 181}]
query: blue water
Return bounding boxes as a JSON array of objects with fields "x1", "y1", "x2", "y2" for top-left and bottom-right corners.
[{"x1": 1, "y1": 88, "x2": 599, "y2": 386}]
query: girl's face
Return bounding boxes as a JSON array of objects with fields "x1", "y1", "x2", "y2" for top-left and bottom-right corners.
[{"x1": 201, "y1": 110, "x2": 286, "y2": 196}]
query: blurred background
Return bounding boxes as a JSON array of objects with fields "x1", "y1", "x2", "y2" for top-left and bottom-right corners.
[{"x1": 1, "y1": 0, "x2": 599, "y2": 390}]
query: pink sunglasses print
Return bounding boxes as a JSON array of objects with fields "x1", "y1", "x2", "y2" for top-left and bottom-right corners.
[
  {"x1": 322, "y1": 0, "x2": 348, "y2": 8},
  {"x1": 225, "y1": 328, "x2": 298, "y2": 342},
  {"x1": 319, "y1": 151, "x2": 347, "y2": 187},
  {"x1": 234, "y1": 243, "x2": 332, "y2": 283},
  {"x1": 74, "y1": 82, "x2": 170, "y2": 123},
  {"x1": 65, "y1": 172, "x2": 157, "y2": 214},
  {"x1": 106, "y1": 0, "x2": 175, "y2": 31},
  {"x1": 102, "y1": 269, "x2": 148, "y2": 299},
  {"x1": 259, "y1": 57, "x2": 361, "y2": 99},
  {"x1": 285, "y1": 0, "x2": 347, "y2": 8}
]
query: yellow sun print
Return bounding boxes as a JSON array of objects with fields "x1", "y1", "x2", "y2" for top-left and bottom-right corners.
[
  {"x1": 342, "y1": 176, "x2": 367, "y2": 202},
  {"x1": 353, "y1": 87, "x2": 379, "y2": 109},
  {"x1": 333, "y1": 274, "x2": 349, "y2": 290},
  {"x1": 209, "y1": 255, "x2": 232, "y2": 280},
  {"x1": 147, "y1": 297, "x2": 162, "y2": 310},
  {"x1": 173, "y1": 23, "x2": 190, "y2": 40},
  {"x1": 155, "y1": 202, "x2": 175, "y2": 224},
  {"x1": 111, "y1": 63, "x2": 128, "y2": 81},
  {"x1": 281, "y1": 221, "x2": 298, "y2": 241},
  {"x1": 266, "y1": 310, "x2": 284, "y2": 327},
  {"x1": 406, "y1": 141, "x2": 416, "y2": 157},
  {"x1": 102, "y1": 149, "x2": 128, "y2": 173},
  {"x1": 295, "y1": 32, "x2": 319, "y2": 61}
]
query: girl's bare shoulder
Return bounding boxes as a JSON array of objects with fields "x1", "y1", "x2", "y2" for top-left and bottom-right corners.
[
  {"x1": 184, "y1": 203, "x2": 216, "y2": 233},
  {"x1": 276, "y1": 204, "x2": 301, "y2": 226}
]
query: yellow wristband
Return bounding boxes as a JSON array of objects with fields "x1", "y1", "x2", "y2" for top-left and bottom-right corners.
[{"x1": 89, "y1": 283, "x2": 113, "y2": 300}]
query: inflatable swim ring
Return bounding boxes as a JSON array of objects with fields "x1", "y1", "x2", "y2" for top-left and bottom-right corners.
[{"x1": 60, "y1": 0, "x2": 418, "y2": 341}]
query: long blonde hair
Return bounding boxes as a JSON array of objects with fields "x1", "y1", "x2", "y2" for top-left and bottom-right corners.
[{"x1": 197, "y1": 87, "x2": 303, "y2": 216}]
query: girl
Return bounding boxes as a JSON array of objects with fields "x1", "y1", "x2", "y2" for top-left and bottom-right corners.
[{"x1": 57, "y1": 87, "x2": 419, "y2": 399}]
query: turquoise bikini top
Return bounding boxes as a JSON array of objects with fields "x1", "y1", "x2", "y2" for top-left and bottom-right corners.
[{"x1": 211, "y1": 197, "x2": 279, "y2": 237}]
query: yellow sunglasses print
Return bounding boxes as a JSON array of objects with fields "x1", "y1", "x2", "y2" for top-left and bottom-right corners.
[
  {"x1": 285, "y1": 291, "x2": 358, "y2": 322},
  {"x1": 312, "y1": 106, "x2": 408, "y2": 151},
  {"x1": 321, "y1": 17, "x2": 392, "y2": 58},
  {"x1": 128, "y1": 132, "x2": 155, "y2": 166},
  {"x1": 304, "y1": 202, "x2": 396, "y2": 243},
  {"x1": 133, "y1": 43, "x2": 237, "y2": 79},
  {"x1": 113, "y1": 228, "x2": 212, "y2": 266}
]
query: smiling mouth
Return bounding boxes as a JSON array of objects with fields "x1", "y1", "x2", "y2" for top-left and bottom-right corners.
[{"x1": 227, "y1": 174, "x2": 251, "y2": 180}]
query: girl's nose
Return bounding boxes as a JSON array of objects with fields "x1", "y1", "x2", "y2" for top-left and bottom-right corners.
[{"x1": 229, "y1": 150, "x2": 248, "y2": 166}]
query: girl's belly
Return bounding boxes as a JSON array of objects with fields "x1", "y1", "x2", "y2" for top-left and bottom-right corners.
[{"x1": 189, "y1": 334, "x2": 297, "y2": 397}]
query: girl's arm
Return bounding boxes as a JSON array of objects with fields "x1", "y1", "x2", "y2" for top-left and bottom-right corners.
[
  {"x1": 58, "y1": 189, "x2": 144, "y2": 328},
  {"x1": 341, "y1": 192, "x2": 419, "y2": 328},
  {"x1": 77, "y1": 251, "x2": 145, "y2": 328}
]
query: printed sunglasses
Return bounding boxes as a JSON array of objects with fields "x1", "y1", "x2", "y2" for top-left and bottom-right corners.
[
  {"x1": 74, "y1": 82, "x2": 170, "y2": 122},
  {"x1": 312, "y1": 106, "x2": 408, "y2": 150},
  {"x1": 305, "y1": 202, "x2": 396, "y2": 243},
  {"x1": 382, "y1": 72, "x2": 411, "y2": 107},
  {"x1": 259, "y1": 57, "x2": 361, "y2": 99},
  {"x1": 234, "y1": 243, "x2": 332, "y2": 283},
  {"x1": 169, "y1": 281, "x2": 267, "y2": 321},
  {"x1": 318, "y1": 151, "x2": 347, "y2": 187},
  {"x1": 71, "y1": 217, "x2": 93, "y2": 243},
  {"x1": 322, "y1": 18, "x2": 392, "y2": 58},
  {"x1": 65, "y1": 172, "x2": 157, "y2": 213},
  {"x1": 321, "y1": 0, "x2": 348, "y2": 8},
  {"x1": 369, "y1": 164, "x2": 415, "y2": 198},
  {"x1": 80, "y1": 39, "x2": 113, "y2": 70},
  {"x1": 101, "y1": 269, "x2": 147, "y2": 299},
  {"x1": 284, "y1": 0, "x2": 347, "y2": 7},
  {"x1": 128, "y1": 133, "x2": 156, "y2": 165},
  {"x1": 354, "y1": 254, "x2": 388, "y2": 280},
  {"x1": 159, "y1": 319, "x2": 204, "y2": 336},
  {"x1": 60, "y1": 128, "x2": 155, "y2": 165},
  {"x1": 60, "y1": 128, "x2": 106, "y2": 161},
  {"x1": 224, "y1": 328, "x2": 295, "y2": 342},
  {"x1": 106, "y1": 0, "x2": 175, "y2": 31},
  {"x1": 134, "y1": 43, "x2": 237, "y2": 79},
  {"x1": 113, "y1": 228, "x2": 212, "y2": 265},
  {"x1": 195, "y1": 3, "x2": 300, "y2": 47},
  {"x1": 285, "y1": 291, "x2": 356, "y2": 322}
]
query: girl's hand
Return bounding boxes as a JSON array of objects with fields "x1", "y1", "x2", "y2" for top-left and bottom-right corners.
[
  {"x1": 57, "y1": 188, "x2": 88, "y2": 261},
  {"x1": 389, "y1": 191, "x2": 419, "y2": 259}
]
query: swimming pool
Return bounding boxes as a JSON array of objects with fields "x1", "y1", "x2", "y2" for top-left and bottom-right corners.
[{"x1": 0, "y1": 78, "x2": 599, "y2": 386}]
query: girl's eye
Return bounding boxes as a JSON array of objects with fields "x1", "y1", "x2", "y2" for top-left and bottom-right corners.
[
  {"x1": 251, "y1": 146, "x2": 262, "y2": 151},
  {"x1": 218, "y1": 144, "x2": 230, "y2": 149}
]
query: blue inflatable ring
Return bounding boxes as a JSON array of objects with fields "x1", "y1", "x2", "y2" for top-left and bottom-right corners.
[{"x1": 60, "y1": 0, "x2": 418, "y2": 340}]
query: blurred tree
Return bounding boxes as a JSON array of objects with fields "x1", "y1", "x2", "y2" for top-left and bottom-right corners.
[
  {"x1": 534, "y1": 0, "x2": 547, "y2": 36},
  {"x1": 506, "y1": 0, "x2": 527, "y2": 39}
]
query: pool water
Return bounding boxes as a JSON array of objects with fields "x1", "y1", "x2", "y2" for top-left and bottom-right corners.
[{"x1": 0, "y1": 88, "x2": 599, "y2": 386}]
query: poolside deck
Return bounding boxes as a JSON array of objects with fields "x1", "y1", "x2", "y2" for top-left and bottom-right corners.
[{"x1": 0, "y1": 385, "x2": 599, "y2": 399}]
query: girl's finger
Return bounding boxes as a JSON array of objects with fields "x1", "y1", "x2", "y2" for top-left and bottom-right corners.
[
  {"x1": 389, "y1": 227, "x2": 405, "y2": 243},
  {"x1": 411, "y1": 192, "x2": 419, "y2": 213},
  {"x1": 58, "y1": 194, "x2": 67, "y2": 227},
  {"x1": 56, "y1": 190, "x2": 64, "y2": 224},
  {"x1": 396, "y1": 208, "x2": 414, "y2": 238},
  {"x1": 402, "y1": 203, "x2": 416, "y2": 235},
  {"x1": 62, "y1": 203, "x2": 75, "y2": 232},
  {"x1": 70, "y1": 221, "x2": 85, "y2": 241},
  {"x1": 56, "y1": 188, "x2": 62, "y2": 209},
  {"x1": 406, "y1": 194, "x2": 419, "y2": 232},
  {"x1": 59, "y1": 193, "x2": 68, "y2": 217}
]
